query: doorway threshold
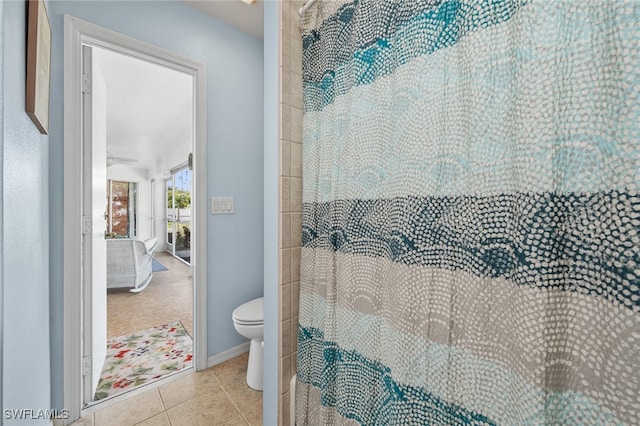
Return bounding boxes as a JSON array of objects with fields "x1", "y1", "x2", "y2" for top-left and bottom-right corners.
[{"x1": 81, "y1": 366, "x2": 193, "y2": 413}]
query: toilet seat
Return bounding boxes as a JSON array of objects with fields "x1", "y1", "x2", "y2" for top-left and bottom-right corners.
[
  {"x1": 234, "y1": 319, "x2": 263, "y2": 326},
  {"x1": 232, "y1": 297, "x2": 264, "y2": 325}
]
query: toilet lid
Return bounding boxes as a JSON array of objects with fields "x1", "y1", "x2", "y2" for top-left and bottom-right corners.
[{"x1": 232, "y1": 297, "x2": 264, "y2": 324}]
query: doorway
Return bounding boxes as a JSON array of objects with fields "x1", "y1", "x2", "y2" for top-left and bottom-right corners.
[
  {"x1": 63, "y1": 16, "x2": 208, "y2": 423},
  {"x1": 166, "y1": 166, "x2": 192, "y2": 264},
  {"x1": 86, "y1": 44, "x2": 197, "y2": 404}
]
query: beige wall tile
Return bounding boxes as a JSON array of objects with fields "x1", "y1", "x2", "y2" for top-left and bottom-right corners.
[
  {"x1": 291, "y1": 281, "x2": 300, "y2": 318},
  {"x1": 280, "y1": 67, "x2": 291, "y2": 106},
  {"x1": 280, "y1": 176, "x2": 291, "y2": 213},
  {"x1": 280, "y1": 103, "x2": 291, "y2": 142},
  {"x1": 280, "y1": 140, "x2": 291, "y2": 178},
  {"x1": 289, "y1": 2, "x2": 300, "y2": 35},
  {"x1": 291, "y1": 21, "x2": 302, "y2": 43},
  {"x1": 291, "y1": 352, "x2": 297, "y2": 379},
  {"x1": 279, "y1": 2, "x2": 305, "y2": 425},
  {"x1": 280, "y1": 214, "x2": 291, "y2": 249},
  {"x1": 289, "y1": 107, "x2": 303, "y2": 143},
  {"x1": 291, "y1": 177, "x2": 303, "y2": 212},
  {"x1": 280, "y1": 32, "x2": 291, "y2": 71},
  {"x1": 290, "y1": 142, "x2": 302, "y2": 178},
  {"x1": 291, "y1": 35, "x2": 303, "y2": 71},
  {"x1": 281, "y1": 319, "x2": 291, "y2": 357},
  {"x1": 281, "y1": 284, "x2": 291, "y2": 321},
  {"x1": 280, "y1": 355, "x2": 291, "y2": 396},
  {"x1": 291, "y1": 72, "x2": 303, "y2": 110},
  {"x1": 291, "y1": 248, "x2": 301, "y2": 283},
  {"x1": 94, "y1": 389, "x2": 165, "y2": 426},
  {"x1": 290, "y1": 107, "x2": 303, "y2": 143},
  {"x1": 279, "y1": 391, "x2": 291, "y2": 426},
  {"x1": 291, "y1": 214, "x2": 302, "y2": 249},
  {"x1": 291, "y1": 317, "x2": 299, "y2": 354},
  {"x1": 280, "y1": 248, "x2": 291, "y2": 285},
  {"x1": 281, "y1": 2, "x2": 291, "y2": 39}
]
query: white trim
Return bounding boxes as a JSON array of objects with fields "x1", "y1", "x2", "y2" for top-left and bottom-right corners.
[
  {"x1": 207, "y1": 342, "x2": 251, "y2": 368},
  {"x1": 63, "y1": 15, "x2": 208, "y2": 424}
]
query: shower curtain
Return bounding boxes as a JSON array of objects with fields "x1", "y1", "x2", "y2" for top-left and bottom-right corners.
[{"x1": 296, "y1": 0, "x2": 639, "y2": 425}]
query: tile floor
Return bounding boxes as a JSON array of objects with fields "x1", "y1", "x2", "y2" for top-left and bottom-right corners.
[
  {"x1": 73, "y1": 353, "x2": 262, "y2": 426},
  {"x1": 107, "y1": 252, "x2": 193, "y2": 338}
]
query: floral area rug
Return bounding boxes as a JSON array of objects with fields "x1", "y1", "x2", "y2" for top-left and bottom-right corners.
[{"x1": 94, "y1": 321, "x2": 193, "y2": 401}]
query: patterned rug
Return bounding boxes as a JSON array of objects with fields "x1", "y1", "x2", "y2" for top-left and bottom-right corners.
[{"x1": 94, "y1": 321, "x2": 193, "y2": 401}]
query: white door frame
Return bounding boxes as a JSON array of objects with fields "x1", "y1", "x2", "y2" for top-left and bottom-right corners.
[{"x1": 63, "y1": 15, "x2": 208, "y2": 423}]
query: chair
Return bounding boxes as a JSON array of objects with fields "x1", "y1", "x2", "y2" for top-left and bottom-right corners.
[{"x1": 106, "y1": 237, "x2": 158, "y2": 293}]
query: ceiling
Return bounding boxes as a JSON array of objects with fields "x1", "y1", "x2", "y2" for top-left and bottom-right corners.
[
  {"x1": 184, "y1": 0, "x2": 264, "y2": 40},
  {"x1": 93, "y1": 47, "x2": 194, "y2": 172},
  {"x1": 94, "y1": 1, "x2": 264, "y2": 173}
]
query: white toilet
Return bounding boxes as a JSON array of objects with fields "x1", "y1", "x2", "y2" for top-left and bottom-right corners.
[{"x1": 232, "y1": 297, "x2": 264, "y2": 391}]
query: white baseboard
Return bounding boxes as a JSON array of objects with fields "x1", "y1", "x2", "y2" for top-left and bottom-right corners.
[{"x1": 207, "y1": 342, "x2": 250, "y2": 368}]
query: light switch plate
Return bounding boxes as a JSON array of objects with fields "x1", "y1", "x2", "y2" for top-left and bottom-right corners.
[{"x1": 211, "y1": 196, "x2": 234, "y2": 214}]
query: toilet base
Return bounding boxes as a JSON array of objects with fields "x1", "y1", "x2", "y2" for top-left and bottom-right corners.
[{"x1": 246, "y1": 339, "x2": 263, "y2": 391}]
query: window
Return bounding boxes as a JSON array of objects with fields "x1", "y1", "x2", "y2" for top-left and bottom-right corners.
[{"x1": 107, "y1": 180, "x2": 137, "y2": 238}]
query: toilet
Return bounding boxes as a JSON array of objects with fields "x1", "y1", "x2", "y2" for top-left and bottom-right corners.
[{"x1": 232, "y1": 297, "x2": 264, "y2": 391}]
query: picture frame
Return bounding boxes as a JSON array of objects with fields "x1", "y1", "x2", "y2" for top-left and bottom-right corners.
[{"x1": 26, "y1": 0, "x2": 52, "y2": 135}]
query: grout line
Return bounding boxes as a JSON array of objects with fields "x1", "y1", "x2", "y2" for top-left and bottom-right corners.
[
  {"x1": 217, "y1": 378, "x2": 244, "y2": 416},
  {"x1": 157, "y1": 385, "x2": 168, "y2": 411},
  {"x1": 127, "y1": 388, "x2": 165, "y2": 426}
]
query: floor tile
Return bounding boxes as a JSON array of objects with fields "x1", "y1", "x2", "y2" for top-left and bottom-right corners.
[
  {"x1": 134, "y1": 412, "x2": 170, "y2": 426},
  {"x1": 158, "y1": 369, "x2": 220, "y2": 409},
  {"x1": 210, "y1": 352, "x2": 249, "y2": 384},
  {"x1": 224, "y1": 415, "x2": 250, "y2": 425},
  {"x1": 88, "y1": 354, "x2": 262, "y2": 426},
  {"x1": 107, "y1": 252, "x2": 193, "y2": 338},
  {"x1": 242, "y1": 404, "x2": 263, "y2": 426},
  {"x1": 70, "y1": 414, "x2": 94, "y2": 426},
  {"x1": 94, "y1": 389, "x2": 165, "y2": 426},
  {"x1": 166, "y1": 389, "x2": 241, "y2": 426},
  {"x1": 221, "y1": 373, "x2": 263, "y2": 415}
]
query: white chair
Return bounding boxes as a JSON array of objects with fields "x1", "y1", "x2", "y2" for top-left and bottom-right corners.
[{"x1": 106, "y1": 237, "x2": 158, "y2": 293}]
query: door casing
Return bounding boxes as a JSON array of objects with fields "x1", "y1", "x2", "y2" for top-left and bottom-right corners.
[{"x1": 63, "y1": 15, "x2": 208, "y2": 423}]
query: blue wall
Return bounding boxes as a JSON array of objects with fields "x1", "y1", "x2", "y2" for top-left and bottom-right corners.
[
  {"x1": 46, "y1": 1, "x2": 264, "y2": 409},
  {"x1": 263, "y1": 1, "x2": 279, "y2": 424},
  {"x1": 2, "y1": 2, "x2": 52, "y2": 423}
]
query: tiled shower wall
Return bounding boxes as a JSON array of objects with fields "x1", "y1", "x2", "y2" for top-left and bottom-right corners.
[{"x1": 279, "y1": 1, "x2": 304, "y2": 425}]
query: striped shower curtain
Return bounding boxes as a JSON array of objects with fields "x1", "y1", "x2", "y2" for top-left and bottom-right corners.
[{"x1": 295, "y1": 0, "x2": 639, "y2": 425}]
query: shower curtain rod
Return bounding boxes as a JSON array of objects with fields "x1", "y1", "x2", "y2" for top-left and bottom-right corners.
[{"x1": 298, "y1": 0, "x2": 318, "y2": 16}]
